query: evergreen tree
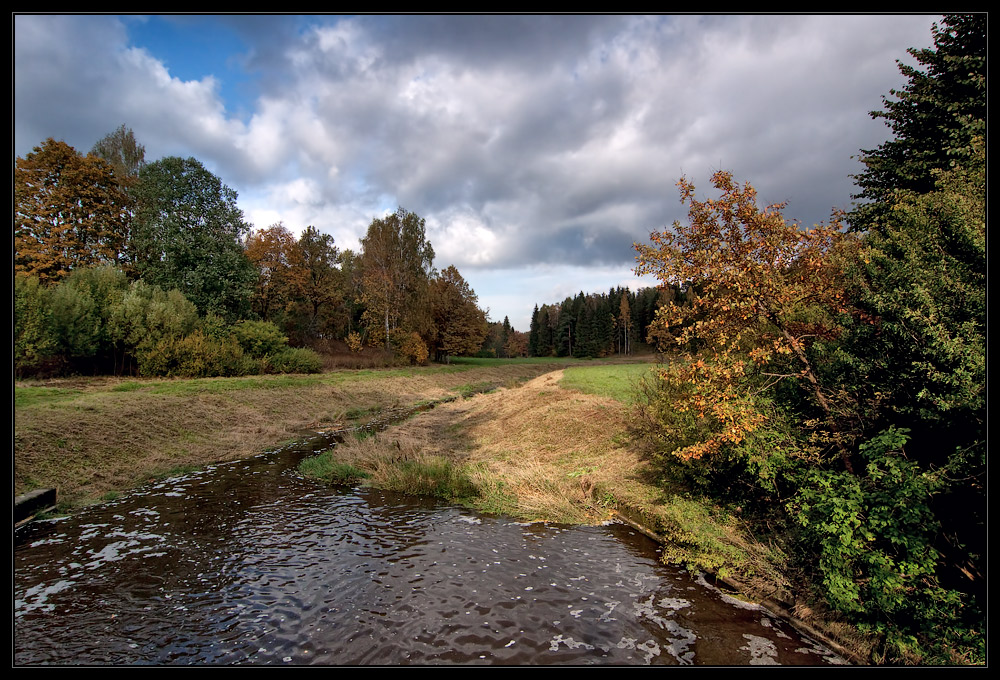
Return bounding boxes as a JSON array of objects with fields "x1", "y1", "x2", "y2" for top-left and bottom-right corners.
[{"x1": 851, "y1": 14, "x2": 986, "y2": 235}]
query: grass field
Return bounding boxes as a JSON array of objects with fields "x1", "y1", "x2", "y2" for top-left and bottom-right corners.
[
  {"x1": 13, "y1": 361, "x2": 567, "y2": 508},
  {"x1": 558, "y1": 363, "x2": 656, "y2": 404}
]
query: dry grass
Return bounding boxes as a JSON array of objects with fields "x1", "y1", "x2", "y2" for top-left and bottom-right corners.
[
  {"x1": 14, "y1": 363, "x2": 562, "y2": 507},
  {"x1": 330, "y1": 370, "x2": 662, "y2": 524}
]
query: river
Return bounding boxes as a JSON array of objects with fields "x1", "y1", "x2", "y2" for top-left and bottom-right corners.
[{"x1": 14, "y1": 435, "x2": 847, "y2": 665}]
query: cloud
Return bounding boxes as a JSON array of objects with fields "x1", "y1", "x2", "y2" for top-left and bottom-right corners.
[{"x1": 15, "y1": 14, "x2": 941, "y2": 326}]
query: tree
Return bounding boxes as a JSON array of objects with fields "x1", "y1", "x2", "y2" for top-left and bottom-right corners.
[
  {"x1": 851, "y1": 14, "x2": 986, "y2": 234},
  {"x1": 90, "y1": 124, "x2": 146, "y2": 189},
  {"x1": 295, "y1": 226, "x2": 342, "y2": 340},
  {"x1": 15, "y1": 139, "x2": 129, "y2": 281},
  {"x1": 358, "y1": 207, "x2": 435, "y2": 348},
  {"x1": 130, "y1": 157, "x2": 256, "y2": 320},
  {"x1": 244, "y1": 222, "x2": 305, "y2": 322},
  {"x1": 618, "y1": 294, "x2": 632, "y2": 355},
  {"x1": 429, "y1": 265, "x2": 487, "y2": 362},
  {"x1": 635, "y1": 171, "x2": 854, "y2": 466}
]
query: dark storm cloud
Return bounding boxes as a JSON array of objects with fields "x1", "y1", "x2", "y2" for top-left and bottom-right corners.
[
  {"x1": 15, "y1": 13, "x2": 942, "y2": 324},
  {"x1": 357, "y1": 15, "x2": 629, "y2": 71}
]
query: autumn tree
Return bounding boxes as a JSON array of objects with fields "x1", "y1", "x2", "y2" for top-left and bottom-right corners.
[
  {"x1": 15, "y1": 139, "x2": 129, "y2": 281},
  {"x1": 635, "y1": 171, "x2": 854, "y2": 467},
  {"x1": 130, "y1": 157, "x2": 256, "y2": 320},
  {"x1": 294, "y1": 226, "x2": 343, "y2": 341},
  {"x1": 618, "y1": 294, "x2": 632, "y2": 355},
  {"x1": 358, "y1": 208, "x2": 435, "y2": 348},
  {"x1": 429, "y1": 265, "x2": 487, "y2": 362},
  {"x1": 244, "y1": 222, "x2": 305, "y2": 323}
]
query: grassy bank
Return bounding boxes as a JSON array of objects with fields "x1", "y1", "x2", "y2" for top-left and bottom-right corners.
[
  {"x1": 13, "y1": 361, "x2": 565, "y2": 509},
  {"x1": 300, "y1": 363, "x2": 791, "y2": 597},
  {"x1": 15, "y1": 357, "x2": 862, "y2": 662}
]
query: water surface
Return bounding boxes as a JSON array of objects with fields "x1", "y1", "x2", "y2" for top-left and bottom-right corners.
[{"x1": 15, "y1": 439, "x2": 845, "y2": 665}]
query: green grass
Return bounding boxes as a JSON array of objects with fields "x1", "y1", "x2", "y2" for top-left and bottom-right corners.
[
  {"x1": 449, "y1": 356, "x2": 580, "y2": 367},
  {"x1": 299, "y1": 453, "x2": 370, "y2": 485},
  {"x1": 14, "y1": 387, "x2": 84, "y2": 409},
  {"x1": 559, "y1": 364, "x2": 654, "y2": 404}
]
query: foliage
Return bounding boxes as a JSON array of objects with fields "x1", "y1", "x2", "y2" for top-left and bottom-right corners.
[
  {"x1": 111, "y1": 279, "x2": 200, "y2": 354},
  {"x1": 90, "y1": 124, "x2": 146, "y2": 190},
  {"x1": 429, "y1": 265, "x2": 487, "y2": 361},
  {"x1": 346, "y1": 331, "x2": 364, "y2": 353},
  {"x1": 844, "y1": 145, "x2": 985, "y2": 436},
  {"x1": 626, "y1": 18, "x2": 986, "y2": 662},
  {"x1": 137, "y1": 330, "x2": 252, "y2": 378},
  {"x1": 528, "y1": 287, "x2": 666, "y2": 359},
  {"x1": 294, "y1": 226, "x2": 343, "y2": 341},
  {"x1": 389, "y1": 329, "x2": 430, "y2": 366},
  {"x1": 262, "y1": 347, "x2": 323, "y2": 374},
  {"x1": 230, "y1": 319, "x2": 289, "y2": 359},
  {"x1": 14, "y1": 276, "x2": 58, "y2": 376},
  {"x1": 634, "y1": 171, "x2": 854, "y2": 466},
  {"x1": 790, "y1": 428, "x2": 975, "y2": 658},
  {"x1": 15, "y1": 138, "x2": 129, "y2": 281},
  {"x1": 851, "y1": 14, "x2": 986, "y2": 224},
  {"x1": 130, "y1": 156, "x2": 256, "y2": 320},
  {"x1": 244, "y1": 222, "x2": 306, "y2": 323},
  {"x1": 358, "y1": 207, "x2": 435, "y2": 347}
]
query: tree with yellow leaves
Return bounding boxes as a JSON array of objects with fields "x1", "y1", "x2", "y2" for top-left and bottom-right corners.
[
  {"x1": 635, "y1": 171, "x2": 855, "y2": 469},
  {"x1": 15, "y1": 139, "x2": 129, "y2": 282}
]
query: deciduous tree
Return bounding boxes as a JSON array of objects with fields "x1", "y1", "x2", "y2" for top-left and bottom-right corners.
[
  {"x1": 244, "y1": 222, "x2": 305, "y2": 322},
  {"x1": 358, "y1": 208, "x2": 435, "y2": 348},
  {"x1": 295, "y1": 226, "x2": 342, "y2": 340},
  {"x1": 635, "y1": 171, "x2": 854, "y2": 466},
  {"x1": 130, "y1": 156, "x2": 256, "y2": 320},
  {"x1": 429, "y1": 265, "x2": 487, "y2": 362},
  {"x1": 15, "y1": 139, "x2": 129, "y2": 281}
]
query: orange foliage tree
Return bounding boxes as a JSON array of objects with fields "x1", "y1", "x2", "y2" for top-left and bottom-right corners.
[
  {"x1": 635, "y1": 171, "x2": 855, "y2": 468},
  {"x1": 15, "y1": 139, "x2": 129, "y2": 282},
  {"x1": 244, "y1": 222, "x2": 306, "y2": 322}
]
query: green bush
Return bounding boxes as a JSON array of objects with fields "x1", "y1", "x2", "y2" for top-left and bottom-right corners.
[
  {"x1": 231, "y1": 319, "x2": 288, "y2": 358},
  {"x1": 14, "y1": 275, "x2": 57, "y2": 376},
  {"x1": 138, "y1": 330, "x2": 252, "y2": 378},
  {"x1": 789, "y1": 427, "x2": 977, "y2": 660},
  {"x1": 263, "y1": 347, "x2": 323, "y2": 374}
]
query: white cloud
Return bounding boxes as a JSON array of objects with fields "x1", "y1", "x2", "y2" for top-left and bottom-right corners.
[{"x1": 15, "y1": 14, "x2": 941, "y2": 325}]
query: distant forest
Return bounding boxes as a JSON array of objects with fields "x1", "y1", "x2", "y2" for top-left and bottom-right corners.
[{"x1": 526, "y1": 286, "x2": 677, "y2": 359}]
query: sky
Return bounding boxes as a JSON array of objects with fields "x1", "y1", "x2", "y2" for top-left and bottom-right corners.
[{"x1": 14, "y1": 14, "x2": 942, "y2": 331}]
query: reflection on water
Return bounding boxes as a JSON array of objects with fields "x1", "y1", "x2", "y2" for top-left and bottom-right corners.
[{"x1": 15, "y1": 440, "x2": 846, "y2": 665}]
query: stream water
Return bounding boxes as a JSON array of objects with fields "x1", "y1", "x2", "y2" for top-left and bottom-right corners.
[{"x1": 14, "y1": 435, "x2": 847, "y2": 666}]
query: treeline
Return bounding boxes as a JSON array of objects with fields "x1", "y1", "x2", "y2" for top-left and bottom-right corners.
[
  {"x1": 526, "y1": 286, "x2": 669, "y2": 358},
  {"x1": 15, "y1": 129, "x2": 490, "y2": 377},
  {"x1": 632, "y1": 15, "x2": 984, "y2": 664}
]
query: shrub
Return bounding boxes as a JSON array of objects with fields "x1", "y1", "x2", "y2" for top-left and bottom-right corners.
[
  {"x1": 346, "y1": 331, "x2": 363, "y2": 353},
  {"x1": 263, "y1": 347, "x2": 323, "y2": 374},
  {"x1": 230, "y1": 319, "x2": 288, "y2": 358},
  {"x1": 14, "y1": 275, "x2": 57, "y2": 377},
  {"x1": 389, "y1": 329, "x2": 429, "y2": 365},
  {"x1": 138, "y1": 330, "x2": 252, "y2": 377},
  {"x1": 789, "y1": 427, "x2": 977, "y2": 660}
]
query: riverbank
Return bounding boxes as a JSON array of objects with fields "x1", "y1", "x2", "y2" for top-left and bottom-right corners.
[
  {"x1": 14, "y1": 358, "x2": 866, "y2": 663},
  {"x1": 300, "y1": 365, "x2": 866, "y2": 663},
  {"x1": 14, "y1": 361, "x2": 568, "y2": 508}
]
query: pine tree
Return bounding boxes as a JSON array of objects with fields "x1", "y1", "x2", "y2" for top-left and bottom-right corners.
[{"x1": 851, "y1": 14, "x2": 986, "y2": 234}]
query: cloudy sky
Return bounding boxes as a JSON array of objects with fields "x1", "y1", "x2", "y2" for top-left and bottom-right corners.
[{"x1": 14, "y1": 14, "x2": 940, "y2": 330}]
